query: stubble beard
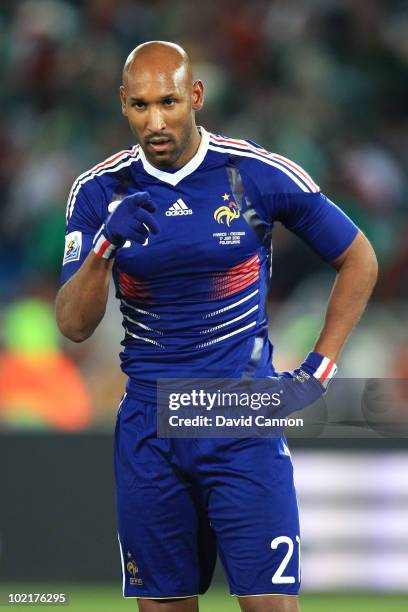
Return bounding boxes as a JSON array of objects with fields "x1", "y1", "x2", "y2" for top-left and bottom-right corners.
[{"x1": 139, "y1": 118, "x2": 196, "y2": 170}]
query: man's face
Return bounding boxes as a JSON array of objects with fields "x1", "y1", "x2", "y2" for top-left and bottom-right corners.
[{"x1": 120, "y1": 64, "x2": 203, "y2": 170}]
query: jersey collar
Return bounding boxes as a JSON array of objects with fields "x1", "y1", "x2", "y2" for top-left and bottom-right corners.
[{"x1": 138, "y1": 126, "x2": 209, "y2": 186}]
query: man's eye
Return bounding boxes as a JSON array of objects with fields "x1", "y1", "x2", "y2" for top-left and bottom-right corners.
[
  {"x1": 132, "y1": 102, "x2": 145, "y2": 109},
  {"x1": 163, "y1": 99, "x2": 175, "y2": 106}
]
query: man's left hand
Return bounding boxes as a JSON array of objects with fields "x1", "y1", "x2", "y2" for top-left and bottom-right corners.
[{"x1": 271, "y1": 352, "x2": 337, "y2": 418}]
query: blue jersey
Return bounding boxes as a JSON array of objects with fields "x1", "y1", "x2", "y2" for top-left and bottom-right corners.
[{"x1": 61, "y1": 127, "x2": 358, "y2": 401}]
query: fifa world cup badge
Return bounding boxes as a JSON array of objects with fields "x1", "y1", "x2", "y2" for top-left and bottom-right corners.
[{"x1": 63, "y1": 231, "x2": 82, "y2": 264}]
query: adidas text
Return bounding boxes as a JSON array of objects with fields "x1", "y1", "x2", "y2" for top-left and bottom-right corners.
[{"x1": 165, "y1": 199, "x2": 193, "y2": 216}]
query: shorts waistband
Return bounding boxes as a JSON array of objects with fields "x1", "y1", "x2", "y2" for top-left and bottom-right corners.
[{"x1": 125, "y1": 378, "x2": 157, "y2": 403}]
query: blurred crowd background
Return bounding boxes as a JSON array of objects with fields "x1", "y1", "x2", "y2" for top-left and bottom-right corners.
[
  {"x1": 0, "y1": 0, "x2": 407, "y2": 429},
  {"x1": 1, "y1": 0, "x2": 408, "y2": 599}
]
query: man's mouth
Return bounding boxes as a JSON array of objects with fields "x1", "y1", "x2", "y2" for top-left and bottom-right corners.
[{"x1": 147, "y1": 138, "x2": 172, "y2": 153}]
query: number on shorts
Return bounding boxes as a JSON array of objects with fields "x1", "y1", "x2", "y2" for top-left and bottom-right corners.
[{"x1": 271, "y1": 535, "x2": 300, "y2": 584}]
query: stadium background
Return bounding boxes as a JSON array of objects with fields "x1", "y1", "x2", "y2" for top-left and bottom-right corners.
[{"x1": 0, "y1": 0, "x2": 407, "y2": 610}]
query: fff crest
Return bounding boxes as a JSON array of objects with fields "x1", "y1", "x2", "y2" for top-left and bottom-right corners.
[{"x1": 214, "y1": 201, "x2": 240, "y2": 227}]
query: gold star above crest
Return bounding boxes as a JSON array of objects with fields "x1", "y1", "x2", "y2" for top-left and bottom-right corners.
[
  {"x1": 127, "y1": 552, "x2": 132, "y2": 558},
  {"x1": 222, "y1": 193, "x2": 230, "y2": 201}
]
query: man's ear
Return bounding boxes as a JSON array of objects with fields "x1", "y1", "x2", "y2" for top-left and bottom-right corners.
[
  {"x1": 192, "y1": 80, "x2": 204, "y2": 111},
  {"x1": 120, "y1": 86, "x2": 128, "y2": 117}
]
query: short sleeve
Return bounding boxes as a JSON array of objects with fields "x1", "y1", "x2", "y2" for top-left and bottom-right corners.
[
  {"x1": 60, "y1": 178, "x2": 106, "y2": 285},
  {"x1": 239, "y1": 151, "x2": 359, "y2": 261},
  {"x1": 274, "y1": 191, "x2": 359, "y2": 261}
]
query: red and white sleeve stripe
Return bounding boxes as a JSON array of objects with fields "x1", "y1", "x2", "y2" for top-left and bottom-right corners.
[
  {"x1": 93, "y1": 233, "x2": 117, "y2": 259},
  {"x1": 313, "y1": 357, "x2": 338, "y2": 388}
]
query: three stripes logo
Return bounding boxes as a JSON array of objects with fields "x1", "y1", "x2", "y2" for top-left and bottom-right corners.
[{"x1": 165, "y1": 198, "x2": 193, "y2": 216}]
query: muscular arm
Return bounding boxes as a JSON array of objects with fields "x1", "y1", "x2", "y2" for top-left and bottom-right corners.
[
  {"x1": 55, "y1": 252, "x2": 114, "y2": 342},
  {"x1": 314, "y1": 230, "x2": 378, "y2": 362},
  {"x1": 56, "y1": 190, "x2": 159, "y2": 343}
]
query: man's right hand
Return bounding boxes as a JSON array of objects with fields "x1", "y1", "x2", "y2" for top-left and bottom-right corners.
[{"x1": 93, "y1": 191, "x2": 160, "y2": 259}]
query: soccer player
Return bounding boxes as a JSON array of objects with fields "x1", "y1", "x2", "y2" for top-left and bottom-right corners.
[{"x1": 56, "y1": 42, "x2": 377, "y2": 612}]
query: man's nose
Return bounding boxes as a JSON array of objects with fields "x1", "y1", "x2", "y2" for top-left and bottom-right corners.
[{"x1": 146, "y1": 106, "x2": 166, "y2": 132}]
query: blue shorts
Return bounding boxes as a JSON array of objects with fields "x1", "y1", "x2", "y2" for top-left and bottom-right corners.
[{"x1": 114, "y1": 394, "x2": 300, "y2": 599}]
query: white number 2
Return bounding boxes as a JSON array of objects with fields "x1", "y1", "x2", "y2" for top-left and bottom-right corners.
[{"x1": 271, "y1": 535, "x2": 301, "y2": 584}]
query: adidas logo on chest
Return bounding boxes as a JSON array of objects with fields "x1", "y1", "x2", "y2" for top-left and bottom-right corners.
[{"x1": 165, "y1": 198, "x2": 193, "y2": 216}]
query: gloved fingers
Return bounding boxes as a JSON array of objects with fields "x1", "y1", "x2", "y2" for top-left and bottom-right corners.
[
  {"x1": 126, "y1": 191, "x2": 157, "y2": 214},
  {"x1": 134, "y1": 207, "x2": 160, "y2": 234},
  {"x1": 127, "y1": 225, "x2": 149, "y2": 244},
  {"x1": 139, "y1": 196, "x2": 157, "y2": 214}
]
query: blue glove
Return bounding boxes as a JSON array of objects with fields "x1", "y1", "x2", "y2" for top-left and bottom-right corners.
[
  {"x1": 93, "y1": 192, "x2": 160, "y2": 259},
  {"x1": 271, "y1": 351, "x2": 337, "y2": 419}
]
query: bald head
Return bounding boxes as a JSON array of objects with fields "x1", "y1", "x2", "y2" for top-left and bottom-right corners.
[{"x1": 122, "y1": 41, "x2": 193, "y2": 89}]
